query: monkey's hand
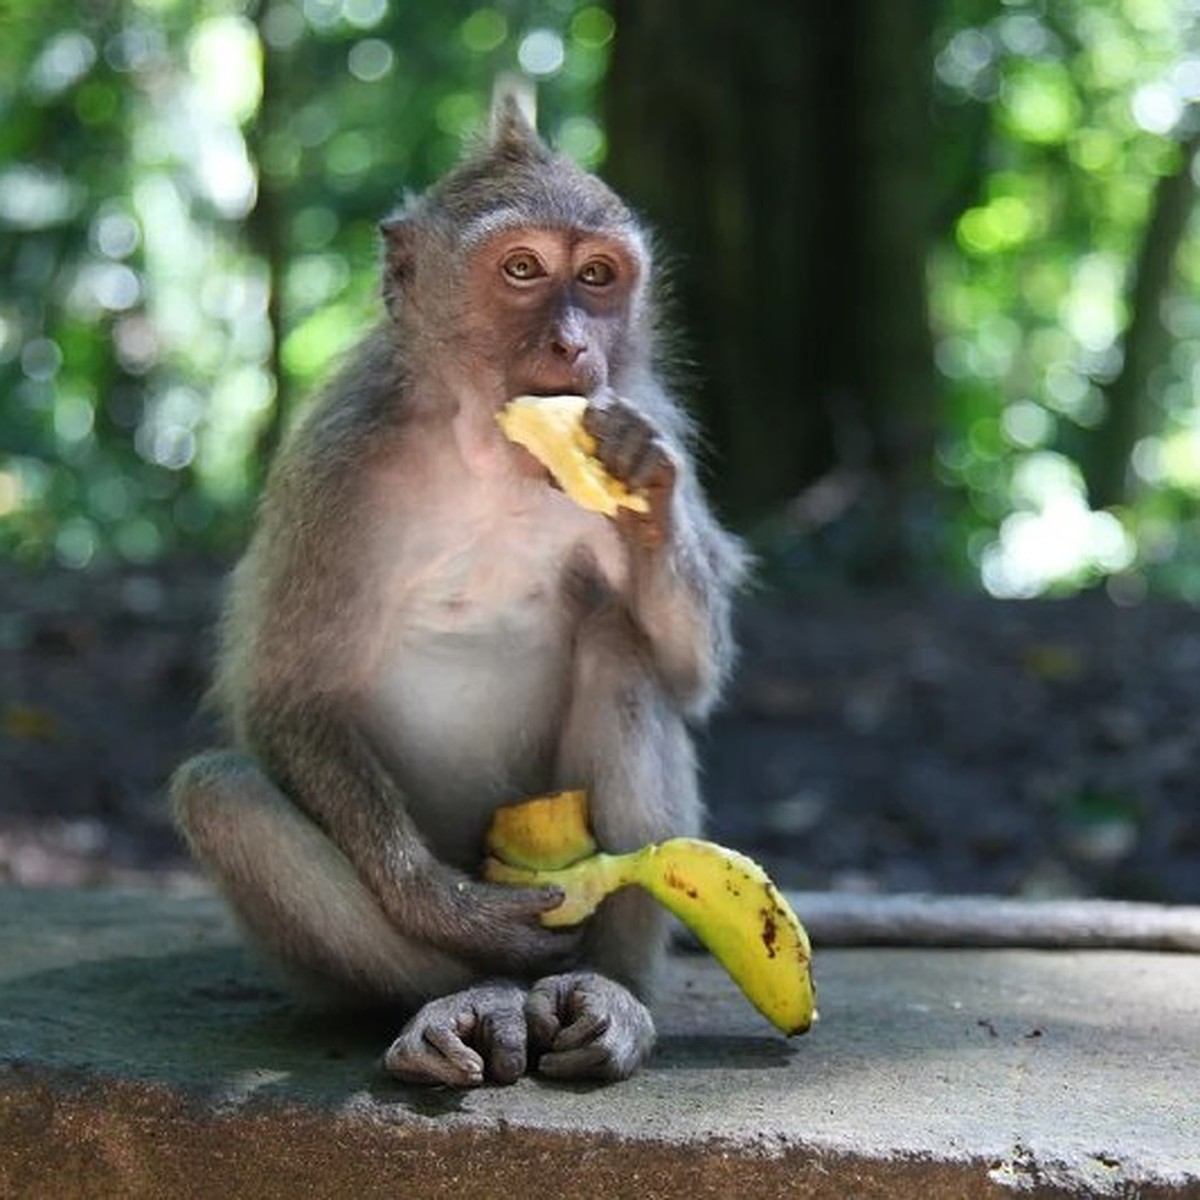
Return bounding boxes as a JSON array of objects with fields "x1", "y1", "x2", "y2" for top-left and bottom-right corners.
[
  {"x1": 393, "y1": 870, "x2": 580, "y2": 977},
  {"x1": 384, "y1": 982, "x2": 530, "y2": 1087},
  {"x1": 526, "y1": 971, "x2": 656, "y2": 1082},
  {"x1": 583, "y1": 399, "x2": 676, "y2": 550}
]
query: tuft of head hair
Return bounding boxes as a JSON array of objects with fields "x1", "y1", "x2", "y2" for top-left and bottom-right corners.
[
  {"x1": 408, "y1": 93, "x2": 640, "y2": 250},
  {"x1": 488, "y1": 92, "x2": 553, "y2": 165},
  {"x1": 378, "y1": 90, "x2": 651, "y2": 318}
]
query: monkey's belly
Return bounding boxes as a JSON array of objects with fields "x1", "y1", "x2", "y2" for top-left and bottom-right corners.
[{"x1": 364, "y1": 636, "x2": 567, "y2": 869}]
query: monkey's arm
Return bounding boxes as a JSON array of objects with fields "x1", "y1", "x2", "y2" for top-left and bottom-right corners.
[
  {"x1": 276, "y1": 707, "x2": 576, "y2": 970},
  {"x1": 627, "y1": 479, "x2": 747, "y2": 715},
  {"x1": 238, "y1": 692, "x2": 573, "y2": 973},
  {"x1": 584, "y1": 398, "x2": 749, "y2": 715}
]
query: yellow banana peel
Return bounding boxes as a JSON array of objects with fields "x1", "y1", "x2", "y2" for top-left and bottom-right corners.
[
  {"x1": 496, "y1": 394, "x2": 651, "y2": 517},
  {"x1": 485, "y1": 788, "x2": 596, "y2": 870},
  {"x1": 483, "y1": 792, "x2": 816, "y2": 1037}
]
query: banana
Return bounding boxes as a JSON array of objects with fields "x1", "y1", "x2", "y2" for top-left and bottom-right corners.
[
  {"x1": 485, "y1": 788, "x2": 596, "y2": 870},
  {"x1": 496, "y1": 394, "x2": 651, "y2": 517},
  {"x1": 483, "y1": 795, "x2": 816, "y2": 1037}
]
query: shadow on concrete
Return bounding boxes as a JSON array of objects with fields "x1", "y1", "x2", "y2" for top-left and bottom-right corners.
[
  {"x1": 4, "y1": 889, "x2": 1199, "y2": 1196},
  {"x1": 1, "y1": 947, "x2": 383, "y2": 1107}
]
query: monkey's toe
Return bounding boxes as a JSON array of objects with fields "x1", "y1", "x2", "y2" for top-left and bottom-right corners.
[
  {"x1": 527, "y1": 971, "x2": 655, "y2": 1083},
  {"x1": 383, "y1": 983, "x2": 530, "y2": 1088},
  {"x1": 384, "y1": 1025, "x2": 486, "y2": 1087}
]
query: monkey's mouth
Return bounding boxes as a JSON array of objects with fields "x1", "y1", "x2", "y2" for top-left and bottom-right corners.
[
  {"x1": 516, "y1": 374, "x2": 604, "y2": 402},
  {"x1": 514, "y1": 360, "x2": 605, "y2": 402},
  {"x1": 520, "y1": 386, "x2": 588, "y2": 400}
]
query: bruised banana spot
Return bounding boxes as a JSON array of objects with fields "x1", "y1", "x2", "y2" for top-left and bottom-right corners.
[
  {"x1": 760, "y1": 909, "x2": 779, "y2": 959},
  {"x1": 662, "y1": 867, "x2": 700, "y2": 900}
]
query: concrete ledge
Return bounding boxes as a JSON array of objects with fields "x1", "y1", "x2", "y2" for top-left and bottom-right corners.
[{"x1": 1, "y1": 886, "x2": 1198, "y2": 1198}]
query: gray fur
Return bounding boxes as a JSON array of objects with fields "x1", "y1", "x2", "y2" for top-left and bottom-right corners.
[{"x1": 171, "y1": 103, "x2": 746, "y2": 1087}]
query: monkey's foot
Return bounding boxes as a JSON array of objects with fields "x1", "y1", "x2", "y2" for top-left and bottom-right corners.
[
  {"x1": 383, "y1": 982, "x2": 529, "y2": 1087},
  {"x1": 526, "y1": 971, "x2": 655, "y2": 1082}
]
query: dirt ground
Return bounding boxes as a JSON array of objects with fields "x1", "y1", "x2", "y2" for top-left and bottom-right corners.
[{"x1": 2, "y1": 561, "x2": 1198, "y2": 904}]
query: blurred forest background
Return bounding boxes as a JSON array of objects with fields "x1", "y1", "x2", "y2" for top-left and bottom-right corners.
[
  {"x1": 2, "y1": 0, "x2": 1200, "y2": 902},
  {"x1": 6, "y1": 0, "x2": 1200, "y2": 595}
]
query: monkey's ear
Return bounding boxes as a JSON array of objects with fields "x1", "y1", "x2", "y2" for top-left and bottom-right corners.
[
  {"x1": 490, "y1": 91, "x2": 550, "y2": 162},
  {"x1": 379, "y1": 215, "x2": 416, "y2": 316}
]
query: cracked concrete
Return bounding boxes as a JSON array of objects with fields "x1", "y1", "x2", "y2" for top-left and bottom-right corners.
[{"x1": 1, "y1": 885, "x2": 1198, "y2": 1198}]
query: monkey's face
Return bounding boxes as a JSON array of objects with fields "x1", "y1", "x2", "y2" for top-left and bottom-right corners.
[{"x1": 465, "y1": 227, "x2": 641, "y2": 403}]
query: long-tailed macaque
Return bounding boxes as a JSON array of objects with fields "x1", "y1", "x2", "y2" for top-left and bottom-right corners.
[{"x1": 170, "y1": 99, "x2": 747, "y2": 1086}]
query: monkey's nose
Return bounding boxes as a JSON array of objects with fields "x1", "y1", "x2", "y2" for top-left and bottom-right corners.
[{"x1": 551, "y1": 334, "x2": 587, "y2": 363}]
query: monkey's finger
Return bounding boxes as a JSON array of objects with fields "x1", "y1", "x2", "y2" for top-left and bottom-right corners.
[
  {"x1": 383, "y1": 1026, "x2": 485, "y2": 1087},
  {"x1": 606, "y1": 438, "x2": 657, "y2": 490},
  {"x1": 525, "y1": 976, "x2": 570, "y2": 1049},
  {"x1": 551, "y1": 1006, "x2": 610, "y2": 1051},
  {"x1": 584, "y1": 401, "x2": 655, "y2": 475},
  {"x1": 537, "y1": 1041, "x2": 637, "y2": 1083},
  {"x1": 422, "y1": 1024, "x2": 488, "y2": 1086},
  {"x1": 580, "y1": 397, "x2": 620, "y2": 441},
  {"x1": 483, "y1": 881, "x2": 567, "y2": 918},
  {"x1": 583, "y1": 396, "x2": 646, "y2": 445},
  {"x1": 478, "y1": 1002, "x2": 529, "y2": 1085},
  {"x1": 537, "y1": 983, "x2": 651, "y2": 1081},
  {"x1": 625, "y1": 445, "x2": 676, "y2": 494}
]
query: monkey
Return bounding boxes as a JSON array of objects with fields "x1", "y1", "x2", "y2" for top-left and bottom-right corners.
[{"x1": 169, "y1": 97, "x2": 748, "y2": 1087}]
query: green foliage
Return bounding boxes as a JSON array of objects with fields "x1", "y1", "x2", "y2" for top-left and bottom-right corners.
[
  {"x1": 0, "y1": 0, "x2": 611, "y2": 567},
  {"x1": 931, "y1": 0, "x2": 1200, "y2": 598},
  {"x1": 4, "y1": 0, "x2": 1200, "y2": 602}
]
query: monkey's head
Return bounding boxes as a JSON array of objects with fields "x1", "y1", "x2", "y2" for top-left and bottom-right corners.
[{"x1": 380, "y1": 98, "x2": 654, "y2": 403}]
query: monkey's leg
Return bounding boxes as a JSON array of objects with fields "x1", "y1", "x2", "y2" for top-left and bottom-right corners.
[
  {"x1": 176, "y1": 752, "x2": 564, "y2": 1087},
  {"x1": 170, "y1": 749, "x2": 475, "y2": 1009},
  {"x1": 529, "y1": 610, "x2": 700, "y2": 1081}
]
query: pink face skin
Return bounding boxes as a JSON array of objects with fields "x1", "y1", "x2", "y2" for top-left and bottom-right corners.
[
  {"x1": 453, "y1": 226, "x2": 672, "y2": 548},
  {"x1": 466, "y1": 227, "x2": 642, "y2": 404}
]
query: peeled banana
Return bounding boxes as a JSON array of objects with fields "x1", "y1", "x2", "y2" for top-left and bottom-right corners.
[
  {"x1": 485, "y1": 788, "x2": 597, "y2": 870},
  {"x1": 496, "y1": 394, "x2": 650, "y2": 517},
  {"x1": 483, "y1": 792, "x2": 816, "y2": 1037}
]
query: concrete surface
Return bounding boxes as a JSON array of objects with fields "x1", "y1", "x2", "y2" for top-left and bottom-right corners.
[{"x1": 0, "y1": 885, "x2": 1198, "y2": 1199}]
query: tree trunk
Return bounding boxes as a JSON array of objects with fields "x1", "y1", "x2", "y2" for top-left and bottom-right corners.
[
  {"x1": 1084, "y1": 126, "x2": 1200, "y2": 510},
  {"x1": 604, "y1": 2, "x2": 939, "y2": 574},
  {"x1": 246, "y1": 1, "x2": 290, "y2": 478}
]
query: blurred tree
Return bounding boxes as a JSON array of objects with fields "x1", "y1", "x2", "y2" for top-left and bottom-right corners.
[
  {"x1": 929, "y1": 0, "x2": 1200, "y2": 599},
  {"x1": 0, "y1": 0, "x2": 272, "y2": 565},
  {"x1": 604, "y1": 1, "x2": 940, "y2": 579},
  {"x1": 0, "y1": 0, "x2": 610, "y2": 566},
  {"x1": 1083, "y1": 120, "x2": 1200, "y2": 510},
  {"x1": 5, "y1": 0, "x2": 1200, "y2": 600}
]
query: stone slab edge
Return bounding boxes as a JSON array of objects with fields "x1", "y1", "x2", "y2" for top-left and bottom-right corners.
[{"x1": 7, "y1": 1063, "x2": 1175, "y2": 1200}]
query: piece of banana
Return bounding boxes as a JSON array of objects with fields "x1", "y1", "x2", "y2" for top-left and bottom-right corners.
[
  {"x1": 485, "y1": 788, "x2": 596, "y2": 870},
  {"x1": 483, "y1": 796, "x2": 816, "y2": 1037},
  {"x1": 496, "y1": 394, "x2": 651, "y2": 517}
]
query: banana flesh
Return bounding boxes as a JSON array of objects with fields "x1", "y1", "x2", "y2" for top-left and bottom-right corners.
[
  {"x1": 485, "y1": 788, "x2": 596, "y2": 871},
  {"x1": 483, "y1": 799, "x2": 816, "y2": 1037},
  {"x1": 496, "y1": 394, "x2": 651, "y2": 517}
]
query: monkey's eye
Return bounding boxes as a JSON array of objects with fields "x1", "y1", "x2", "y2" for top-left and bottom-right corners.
[
  {"x1": 578, "y1": 258, "x2": 617, "y2": 287},
  {"x1": 501, "y1": 251, "x2": 547, "y2": 284}
]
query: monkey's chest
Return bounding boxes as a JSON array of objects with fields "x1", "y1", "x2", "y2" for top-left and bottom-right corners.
[
  {"x1": 363, "y1": 501, "x2": 621, "y2": 865},
  {"x1": 366, "y1": 603, "x2": 570, "y2": 866}
]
